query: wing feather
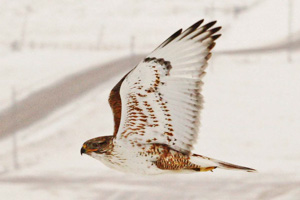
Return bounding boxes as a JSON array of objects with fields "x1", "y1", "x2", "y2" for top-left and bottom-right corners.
[
  {"x1": 108, "y1": 72, "x2": 132, "y2": 136},
  {"x1": 114, "y1": 20, "x2": 221, "y2": 154}
]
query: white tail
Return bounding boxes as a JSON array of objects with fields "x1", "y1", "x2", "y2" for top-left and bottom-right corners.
[{"x1": 190, "y1": 154, "x2": 256, "y2": 172}]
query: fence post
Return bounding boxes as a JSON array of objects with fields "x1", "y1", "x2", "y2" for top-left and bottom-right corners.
[
  {"x1": 20, "y1": 6, "x2": 32, "y2": 50},
  {"x1": 287, "y1": 0, "x2": 293, "y2": 63}
]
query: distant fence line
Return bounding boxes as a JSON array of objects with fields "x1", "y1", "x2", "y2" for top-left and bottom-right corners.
[{"x1": 7, "y1": 40, "x2": 129, "y2": 51}]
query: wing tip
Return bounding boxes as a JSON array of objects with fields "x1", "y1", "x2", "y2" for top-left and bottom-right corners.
[
  {"x1": 156, "y1": 19, "x2": 222, "y2": 49},
  {"x1": 159, "y1": 28, "x2": 182, "y2": 48},
  {"x1": 211, "y1": 34, "x2": 222, "y2": 41},
  {"x1": 202, "y1": 20, "x2": 217, "y2": 30},
  {"x1": 190, "y1": 19, "x2": 204, "y2": 29},
  {"x1": 210, "y1": 26, "x2": 222, "y2": 35}
]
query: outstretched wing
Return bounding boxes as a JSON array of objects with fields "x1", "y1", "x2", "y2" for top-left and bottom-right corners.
[{"x1": 115, "y1": 20, "x2": 221, "y2": 154}]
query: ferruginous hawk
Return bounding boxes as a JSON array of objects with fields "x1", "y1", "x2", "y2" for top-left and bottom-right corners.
[{"x1": 81, "y1": 20, "x2": 256, "y2": 174}]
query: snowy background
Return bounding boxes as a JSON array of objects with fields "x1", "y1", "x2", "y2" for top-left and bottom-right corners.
[{"x1": 1, "y1": 0, "x2": 300, "y2": 199}]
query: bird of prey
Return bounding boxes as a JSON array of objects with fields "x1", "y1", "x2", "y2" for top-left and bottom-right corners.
[{"x1": 81, "y1": 20, "x2": 256, "y2": 174}]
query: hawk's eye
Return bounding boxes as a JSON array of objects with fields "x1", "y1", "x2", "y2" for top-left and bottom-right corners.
[{"x1": 91, "y1": 143, "x2": 99, "y2": 148}]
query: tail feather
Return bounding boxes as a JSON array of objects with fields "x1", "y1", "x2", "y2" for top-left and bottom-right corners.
[
  {"x1": 190, "y1": 154, "x2": 256, "y2": 172},
  {"x1": 217, "y1": 160, "x2": 256, "y2": 172}
]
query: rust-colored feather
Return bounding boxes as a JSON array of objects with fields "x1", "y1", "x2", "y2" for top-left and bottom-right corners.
[{"x1": 108, "y1": 72, "x2": 131, "y2": 136}]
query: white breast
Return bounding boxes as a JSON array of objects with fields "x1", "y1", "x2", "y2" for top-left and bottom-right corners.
[{"x1": 90, "y1": 142, "x2": 164, "y2": 175}]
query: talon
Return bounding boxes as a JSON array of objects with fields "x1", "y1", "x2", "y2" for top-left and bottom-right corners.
[{"x1": 202, "y1": 166, "x2": 217, "y2": 172}]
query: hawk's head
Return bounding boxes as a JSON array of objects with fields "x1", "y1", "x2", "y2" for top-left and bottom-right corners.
[{"x1": 81, "y1": 136, "x2": 114, "y2": 156}]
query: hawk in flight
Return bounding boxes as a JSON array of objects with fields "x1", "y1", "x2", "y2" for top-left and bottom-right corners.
[{"x1": 81, "y1": 20, "x2": 256, "y2": 174}]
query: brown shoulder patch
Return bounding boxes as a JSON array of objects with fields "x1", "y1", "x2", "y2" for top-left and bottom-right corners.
[{"x1": 109, "y1": 70, "x2": 132, "y2": 137}]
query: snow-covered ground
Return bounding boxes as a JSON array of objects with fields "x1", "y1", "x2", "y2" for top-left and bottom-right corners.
[
  {"x1": 1, "y1": 52, "x2": 300, "y2": 200},
  {"x1": 1, "y1": 0, "x2": 300, "y2": 199},
  {"x1": 219, "y1": 0, "x2": 300, "y2": 50}
]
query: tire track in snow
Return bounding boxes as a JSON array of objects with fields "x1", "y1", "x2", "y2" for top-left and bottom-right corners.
[
  {"x1": 1, "y1": 36, "x2": 299, "y2": 139},
  {"x1": 0, "y1": 55, "x2": 144, "y2": 139}
]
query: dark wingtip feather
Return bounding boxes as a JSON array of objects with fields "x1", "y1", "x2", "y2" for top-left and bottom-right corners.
[
  {"x1": 190, "y1": 19, "x2": 204, "y2": 30},
  {"x1": 155, "y1": 20, "x2": 221, "y2": 50},
  {"x1": 179, "y1": 19, "x2": 204, "y2": 40},
  {"x1": 211, "y1": 34, "x2": 222, "y2": 41},
  {"x1": 172, "y1": 29, "x2": 183, "y2": 39},
  {"x1": 202, "y1": 21, "x2": 217, "y2": 31},
  {"x1": 191, "y1": 20, "x2": 219, "y2": 40},
  {"x1": 209, "y1": 26, "x2": 222, "y2": 35},
  {"x1": 159, "y1": 28, "x2": 182, "y2": 48}
]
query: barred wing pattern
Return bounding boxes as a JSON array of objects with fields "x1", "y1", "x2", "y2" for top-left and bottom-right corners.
[{"x1": 115, "y1": 20, "x2": 221, "y2": 154}]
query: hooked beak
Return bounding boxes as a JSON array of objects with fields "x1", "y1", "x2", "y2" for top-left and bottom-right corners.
[
  {"x1": 80, "y1": 147, "x2": 86, "y2": 155},
  {"x1": 81, "y1": 144, "x2": 97, "y2": 155}
]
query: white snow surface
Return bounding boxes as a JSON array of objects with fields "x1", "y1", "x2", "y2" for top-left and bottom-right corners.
[
  {"x1": 1, "y1": 0, "x2": 300, "y2": 199},
  {"x1": 218, "y1": 0, "x2": 300, "y2": 50},
  {"x1": 1, "y1": 53, "x2": 300, "y2": 200}
]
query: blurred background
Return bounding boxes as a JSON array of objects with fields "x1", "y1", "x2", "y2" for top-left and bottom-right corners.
[{"x1": 0, "y1": 0, "x2": 300, "y2": 199}]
